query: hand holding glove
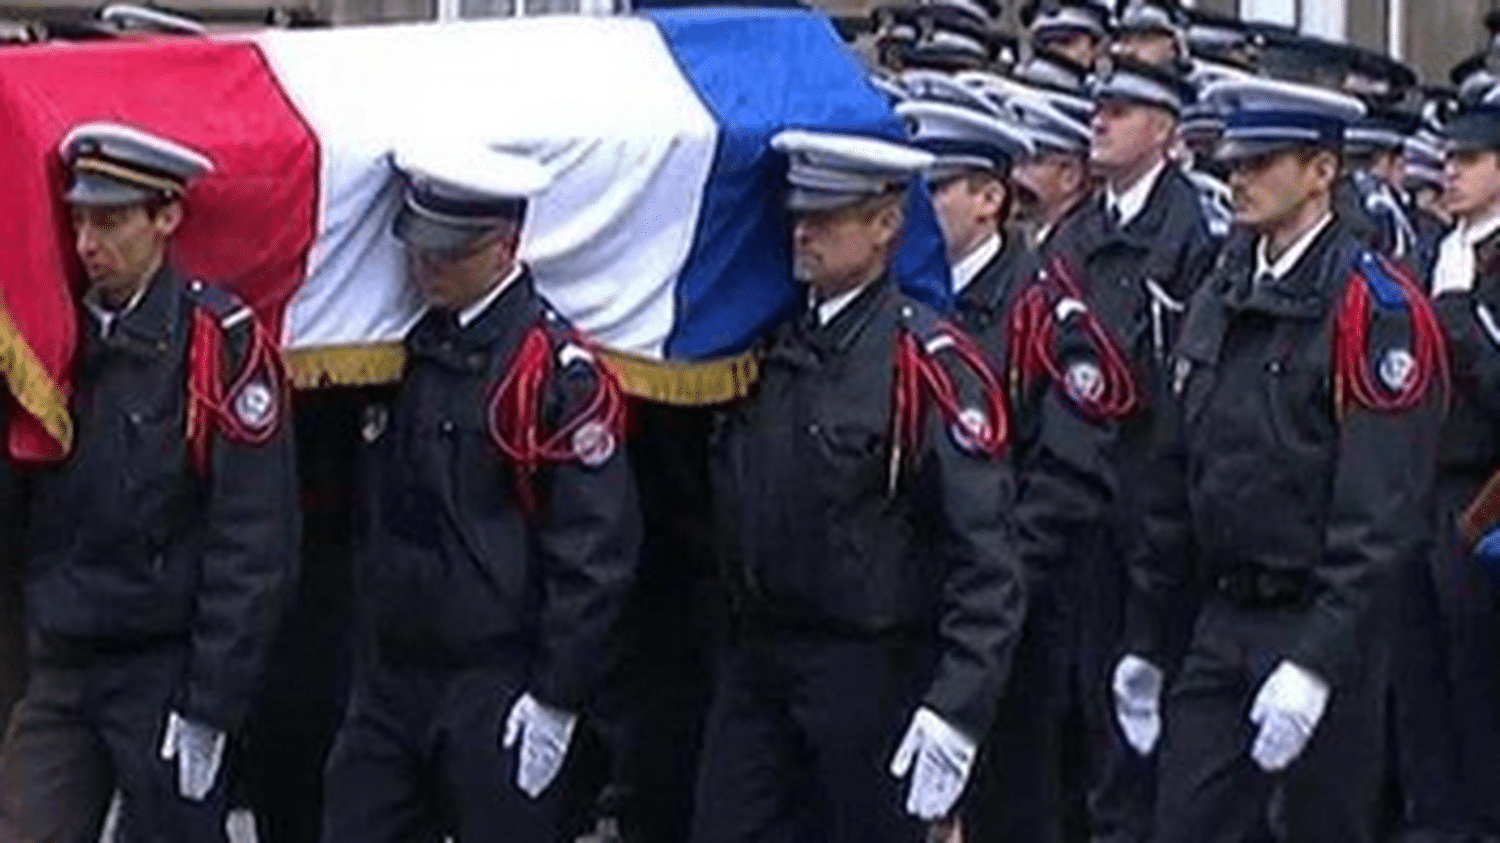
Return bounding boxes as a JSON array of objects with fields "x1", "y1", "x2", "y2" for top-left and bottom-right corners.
[
  {"x1": 502, "y1": 693, "x2": 579, "y2": 799},
  {"x1": 889, "y1": 707, "x2": 977, "y2": 822},
  {"x1": 1248, "y1": 661, "x2": 1330, "y2": 772},
  {"x1": 159, "y1": 711, "x2": 227, "y2": 802},
  {"x1": 1112, "y1": 654, "x2": 1164, "y2": 756}
]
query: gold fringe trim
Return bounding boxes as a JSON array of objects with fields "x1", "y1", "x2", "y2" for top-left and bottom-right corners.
[
  {"x1": 598, "y1": 349, "x2": 759, "y2": 405},
  {"x1": 285, "y1": 343, "x2": 407, "y2": 389},
  {"x1": 284, "y1": 342, "x2": 760, "y2": 406},
  {"x1": 0, "y1": 305, "x2": 73, "y2": 453}
]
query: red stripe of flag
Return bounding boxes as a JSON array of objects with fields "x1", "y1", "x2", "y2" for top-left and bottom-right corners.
[{"x1": 0, "y1": 36, "x2": 318, "y2": 461}]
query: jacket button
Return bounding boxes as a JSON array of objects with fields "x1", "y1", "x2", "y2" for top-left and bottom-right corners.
[
  {"x1": 440, "y1": 420, "x2": 455, "y2": 436},
  {"x1": 807, "y1": 423, "x2": 820, "y2": 435},
  {"x1": 1267, "y1": 360, "x2": 1283, "y2": 374}
]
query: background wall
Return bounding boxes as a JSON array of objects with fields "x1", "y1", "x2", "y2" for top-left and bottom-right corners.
[{"x1": 0, "y1": 0, "x2": 1496, "y2": 83}]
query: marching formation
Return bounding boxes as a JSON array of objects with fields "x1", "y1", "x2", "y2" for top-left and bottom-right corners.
[{"x1": 0, "y1": 1, "x2": 1498, "y2": 842}]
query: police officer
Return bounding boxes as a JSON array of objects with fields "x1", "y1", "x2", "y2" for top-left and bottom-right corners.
[
  {"x1": 692, "y1": 130, "x2": 1025, "y2": 842},
  {"x1": 1406, "y1": 123, "x2": 1453, "y2": 285},
  {"x1": 1008, "y1": 92, "x2": 1094, "y2": 251},
  {"x1": 1116, "y1": 77, "x2": 1444, "y2": 843},
  {"x1": 1419, "y1": 99, "x2": 1500, "y2": 840},
  {"x1": 1345, "y1": 105, "x2": 1422, "y2": 269},
  {"x1": 0, "y1": 122, "x2": 299, "y2": 842},
  {"x1": 321, "y1": 145, "x2": 641, "y2": 843},
  {"x1": 1021, "y1": 0, "x2": 1111, "y2": 69},
  {"x1": 1110, "y1": 0, "x2": 1187, "y2": 69},
  {"x1": 1046, "y1": 55, "x2": 1219, "y2": 843},
  {"x1": 901, "y1": 80, "x2": 1135, "y2": 843}
]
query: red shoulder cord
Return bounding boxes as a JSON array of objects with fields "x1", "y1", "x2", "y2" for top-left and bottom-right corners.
[
  {"x1": 486, "y1": 325, "x2": 628, "y2": 518},
  {"x1": 1332, "y1": 256, "x2": 1449, "y2": 417},
  {"x1": 186, "y1": 307, "x2": 286, "y2": 476},
  {"x1": 890, "y1": 320, "x2": 1010, "y2": 493},
  {"x1": 1006, "y1": 256, "x2": 1138, "y2": 420}
]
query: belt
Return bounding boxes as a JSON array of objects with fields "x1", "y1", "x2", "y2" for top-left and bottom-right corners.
[{"x1": 1210, "y1": 566, "x2": 1314, "y2": 609}]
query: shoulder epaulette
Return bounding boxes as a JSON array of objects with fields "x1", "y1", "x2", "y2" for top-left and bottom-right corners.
[
  {"x1": 185, "y1": 280, "x2": 254, "y2": 330},
  {"x1": 1354, "y1": 250, "x2": 1408, "y2": 311}
]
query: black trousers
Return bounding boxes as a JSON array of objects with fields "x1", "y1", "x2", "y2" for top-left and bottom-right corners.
[
  {"x1": 961, "y1": 591, "x2": 1065, "y2": 843},
  {"x1": 0, "y1": 559, "x2": 24, "y2": 737},
  {"x1": 1154, "y1": 599, "x2": 1386, "y2": 843},
  {"x1": 690, "y1": 625, "x2": 932, "y2": 843},
  {"x1": 1427, "y1": 475, "x2": 1500, "y2": 834},
  {"x1": 322, "y1": 652, "x2": 578, "y2": 843},
  {"x1": 599, "y1": 403, "x2": 720, "y2": 843},
  {"x1": 1389, "y1": 480, "x2": 1464, "y2": 835},
  {"x1": 1058, "y1": 527, "x2": 1154, "y2": 843},
  {"x1": 0, "y1": 638, "x2": 231, "y2": 843},
  {"x1": 244, "y1": 386, "x2": 363, "y2": 843}
]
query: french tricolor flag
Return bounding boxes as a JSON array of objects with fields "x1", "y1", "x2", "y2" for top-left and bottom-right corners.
[{"x1": 0, "y1": 9, "x2": 948, "y2": 461}]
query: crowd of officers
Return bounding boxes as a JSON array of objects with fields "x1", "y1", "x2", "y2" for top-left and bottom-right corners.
[{"x1": 1, "y1": 0, "x2": 1500, "y2": 841}]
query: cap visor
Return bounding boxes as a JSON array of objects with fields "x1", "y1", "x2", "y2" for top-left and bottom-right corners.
[
  {"x1": 64, "y1": 175, "x2": 159, "y2": 206},
  {"x1": 785, "y1": 187, "x2": 887, "y2": 213},
  {"x1": 1215, "y1": 137, "x2": 1296, "y2": 164},
  {"x1": 393, "y1": 205, "x2": 496, "y2": 252},
  {"x1": 1445, "y1": 133, "x2": 1499, "y2": 153}
]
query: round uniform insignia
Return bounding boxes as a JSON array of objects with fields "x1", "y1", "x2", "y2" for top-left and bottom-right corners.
[
  {"x1": 233, "y1": 380, "x2": 277, "y2": 431},
  {"x1": 361, "y1": 405, "x2": 389, "y2": 444},
  {"x1": 949, "y1": 406, "x2": 991, "y2": 454},
  {"x1": 1379, "y1": 347, "x2": 1416, "y2": 392},
  {"x1": 1065, "y1": 360, "x2": 1105, "y2": 404},
  {"x1": 572, "y1": 419, "x2": 617, "y2": 468}
]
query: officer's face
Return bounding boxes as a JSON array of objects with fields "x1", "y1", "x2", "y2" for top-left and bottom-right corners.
[
  {"x1": 1014, "y1": 153, "x2": 1087, "y2": 223},
  {"x1": 1370, "y1": 150, "x2": 1406, "y2": 190},
  {"x1": 1091, "y1": 101, "x2": 1173, "y2": 177},
  {"x1": 71, "y1": 201, "x2": 180, "y2": 300},
  {"x1": 1442, "y1": 149, "x2": 1500, "y2": 220},
  {"x1": 406, "y1": 230, "x2": 517, "y2": 312},
  {"x1": 791, "y1": 198, "x2": 901, "y2": 295},
  {"x1": 1111, "y1": 32, "x2": 1177, "y2": 67},
  {"x1": 1227, "y1": 149, "x2": 1335, "y2": 231},
  {"x1": 1037, "y1": 32, "x2": 1098, "y2": 68},
  {"x1": 932, "y1": 173, "x2": 1006, "y2": 261}
]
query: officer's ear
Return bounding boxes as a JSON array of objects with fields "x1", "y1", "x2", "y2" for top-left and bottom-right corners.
[
  {"x1": 147, "y1": 199, "x2": 182, "y2": 237},
  {"x1": 488, "y1": 220, "x2": 523, "y2": 270},
  {"x1": 870, "y1": 196, "x2": 905, "y2": 250},
  {"x1": 1309, "y1": 149, "x2": 1340, "y2": 193},
  {"x1": 975, "y1": 173, "x2": 1008, "y2": 223}
]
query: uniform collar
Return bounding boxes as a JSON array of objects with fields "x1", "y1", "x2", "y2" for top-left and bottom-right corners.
[
  {"x1": 958, "y1": 233, "x2": 1033, "y2": 316},
  {"x1": 410, "y1": 264, "x2": 542, "y2": 360},
  {"x1": 1454, "y1": 206, "x2": 1500, "y2": 248},
  {"x1": 457, "y1": 263, "x2": 525, "y2": 328},
  {"x1": 953, "y1": 233, "x2": 1003, "y2": 295},
  {"x1": 1254, "y1": 213, "x2": 1334, "y2": 284},
  {"x1": 789, "y1": 275, "x2": 893, "y2": 359},
  {"x1": 1221, "y1": 215, "x2": 1353, "y2": 319},
  {"x1": 812, "y1": 275, "x2": 880, "y2": 326},
  {"x1": 1104, "y1": 158, "x2": 1168, "y2": 229},
  {"x1": 85, "y1": 262, "x2": 183, "y2": 347}
]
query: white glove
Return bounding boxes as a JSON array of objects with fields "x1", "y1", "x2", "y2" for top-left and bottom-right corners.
[
  {"x1": 1248, "y1": 661, "x2": 1330, "y2": 772},
  {"x1": 1111, "y1": 654, "x2": 1164, "y2": 756},
  {"x1": 1432, "y1": 227, "x2": 1477, "y2": 296},
  {"x1": 501, "y1": 693, "x2": 578, "y2": 799},
  {"x1": 158, "y1": 711, "x2": 227, "y2": 802},
  {"x1": 889, "y1": 707, "x2": 977, "y2": 822}
]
